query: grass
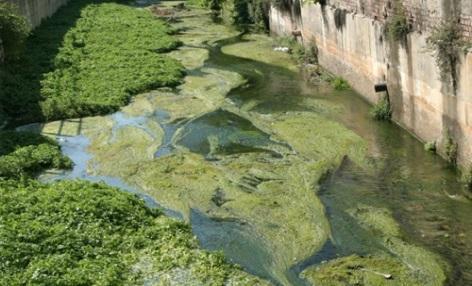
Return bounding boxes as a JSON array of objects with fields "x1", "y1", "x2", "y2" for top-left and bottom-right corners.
[
  {"x1": 0, "y1": 131, "x2": 72, "y2": 179},
  {"x1": 0, "y1": 180, "x2": 265, "y2": 285},
  {"x1": 0, "y1": 0, "x2": 184, "y2": 125},
  {"x1": 370, "y1": 97, "x2": 392, "y2": 121},
  {"x1": 331, "y1": 76, "x2": 350, "y2": 90}
]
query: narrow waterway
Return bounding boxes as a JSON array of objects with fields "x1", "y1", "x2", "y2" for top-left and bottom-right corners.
[{"x1": 23, "y1": 3, "x2": 471, "y2": 285}]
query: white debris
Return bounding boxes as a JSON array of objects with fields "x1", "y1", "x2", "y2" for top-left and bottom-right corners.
[{"x1": 273, "y1": 46, "x2": 290, "y2": 53}]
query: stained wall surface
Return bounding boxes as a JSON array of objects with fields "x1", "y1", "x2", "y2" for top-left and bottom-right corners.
[
  {"x1": 7, "y1": 0, "x2": 69, "y2": 28},
  {"x1": 270, "y1": 0, "x2": 472, "y2": 168}
]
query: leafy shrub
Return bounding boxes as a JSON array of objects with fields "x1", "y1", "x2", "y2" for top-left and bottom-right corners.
[
  {"x1": 385, "y1": 1, "x2": 410, "y2": 42},
  {"x1": 370, "y1": 97, "x2": 392, "y2": 121},
  {"x1": 331, "y1": 77, "x2": 350, "y2": 90},
  {"x1": 0, "y1": 180, "x2": 258, "y2": 285},
  {"x1": 0, "y1": 131, "x2": 71, "y2": 179},
  {"x1": 427, "y1": 20, "x2": 465, "y2": 92},
  {"x1": 0, "y1": 0, "x2": 184, "y2": 125},
  {"x1": 0, "y1": 2, "x2": 29, "y2": 60}
]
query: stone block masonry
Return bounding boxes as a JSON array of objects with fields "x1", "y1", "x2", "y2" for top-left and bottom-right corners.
[
  {"x1": 270, "y1": 0, "x2": 472, "y2": 168},
  {"x1": 6, "y1": 0, "x2": 69, "y2": 29},
  {"x1": 328, "y1": 0, "x2": 472, "y2": 41}
]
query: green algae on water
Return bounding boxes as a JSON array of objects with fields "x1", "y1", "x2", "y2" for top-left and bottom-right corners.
[{"x1": 27, "y1": 2, "x2": 460, "y2": 285}]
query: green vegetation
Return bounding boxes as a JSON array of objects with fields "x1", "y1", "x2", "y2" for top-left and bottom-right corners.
[
  {"x1": 424, "y1": 141, "x2": 437, "y2": 153},
  {"x1": 370, "y1": 96, "x2": 392, "y2": 121},
  {"x1": 303, "y1": 255, "x2": 423, "y2": 286},
  {"x1": 385, "y1": 0, "x2": 410, "y2": 42},
  {"x1": 463, "y1": 167, "x2": 472, "y2": 191},
  {"x1": 331, "y1": 76, "x2": 350, "y2": 90},
  {"x1": 0, "y1": 131, "x2": 72, "y2": 179},
  {"x1": 427, "y1": 20, "x2": 466, "y2": 92},
  {"x1": 197, "y1": 0, "x2": 269, "y2": 31},
  {"x1": 0, "y1": 0, "x2": 184, "y2": 125},
  {"x1": 0, "y1": 2, "x2": 29, "y2": 60},
  {"x1": 0, "y1": 4, "x2": 268, "y2": 285},
  {"x1": 444, "y1": 135, "x2": 458, "y2": 166},
  {"x1": 303, "y1": 204, "x2": 447, "y2": 285},
  {"x1": 275, "y1": 36, "x2": 318, "y2": 64},
  {"x1": 0, "y1": 180, "x2": 265, "y2": 285}
]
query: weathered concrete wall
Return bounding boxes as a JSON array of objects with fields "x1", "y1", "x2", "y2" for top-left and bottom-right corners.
[
  {"x1": 270, "y1": 1, "x2": 472, "y2": 168},
  {"x1": 6, "y1": 0, "x2": 69, "y2": 28}
]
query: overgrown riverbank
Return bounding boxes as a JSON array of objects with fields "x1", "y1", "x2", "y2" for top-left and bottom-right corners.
[
  {"x1": 0, "y1": 180, "x2": 267, "y2": 285},
  {"x1": 23, "y1": 2, "x2": 457, "y2": 285},
  {"x1": 2, "y1": 1, "x2": 470, "y2": 285},
  {"x1": 0, "y1": 1, "x2": 267, "y2": 285},
  {"x1": 0, "y1": 0, "x2": 183, "y2": 126}
]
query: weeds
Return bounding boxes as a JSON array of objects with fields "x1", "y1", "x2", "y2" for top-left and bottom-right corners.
[
  {"x1": 444, "y1": 135, "x2": 458, "y2": 166},
  {"x1": 385, "y1": 0, "x2": 410, "y2": 43},
  {"x1": 424, "y1": 141, "x2": 436, "y2": 153},
  {"x1": 371, "y1": 96, "x2": 392, "y2": 121},
  {"x1": 331, "y1": 77, "x2": 350, "y2": 90},
  {"x1": 427, "y1": 20, "x2": 465, "y2": 93},
  {"x1": 275, "y1": 36, "x2": 318, "y2": 64}
]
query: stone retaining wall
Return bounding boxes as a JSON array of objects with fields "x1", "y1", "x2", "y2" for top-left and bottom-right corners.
[
  {"x1": 270, "y1": 0, "x2": 472, "y2": 168},
  {"x1": 6, "y1": 0, "x2": 69, "y2": 28}
]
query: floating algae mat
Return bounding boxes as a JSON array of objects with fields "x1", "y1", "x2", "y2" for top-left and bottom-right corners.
[
  {"x1": 173, "y1": 108, "x2": 289, "y2": 158},
  {"x1": 27, "y1": 2, "x2": 472, "y2": 285}
]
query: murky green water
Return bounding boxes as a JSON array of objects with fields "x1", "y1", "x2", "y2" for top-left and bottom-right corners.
[{"x1": 25, "y1": 3, "x2": 471, "y2": 285}]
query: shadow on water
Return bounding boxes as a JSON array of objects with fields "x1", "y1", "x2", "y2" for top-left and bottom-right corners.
[
  {"x1": 203, "y1": 35, "x2": 315, "y2": 115},
  {"x1": 174, "y1": 108, "x2": 287, "y2": 158},
  {"x1": 190, "y1": 209, "x2": 281, "y2": 285}
]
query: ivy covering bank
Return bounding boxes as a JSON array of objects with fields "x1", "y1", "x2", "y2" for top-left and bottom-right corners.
[
  {"x1": 0, "y1": 131, "x2": 72, "y2": 179},
  {"x1": 0, "y1": 180, "x2": 265, "y2": 285},
  {"x1": 0, "y1": 0, "x2": 184, "y2": 125}
]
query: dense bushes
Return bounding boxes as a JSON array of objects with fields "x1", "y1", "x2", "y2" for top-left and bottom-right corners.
[
  {"x1": 0, "y1": 180, "x2": 255, "y2": 285},
  {"x1": 0, "y1": 0, "x2": 184, "y2": 125},
  {"x1": 0, "y1": 2, "x2": 29, "y2": 60},
  {"x1": 0, "y1": 131, "x2": 72, "y2": 179}
]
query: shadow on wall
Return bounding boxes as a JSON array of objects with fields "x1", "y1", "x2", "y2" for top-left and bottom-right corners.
[{"x1": 0, "y1": 0, "x2": 94, "y2": 127}]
